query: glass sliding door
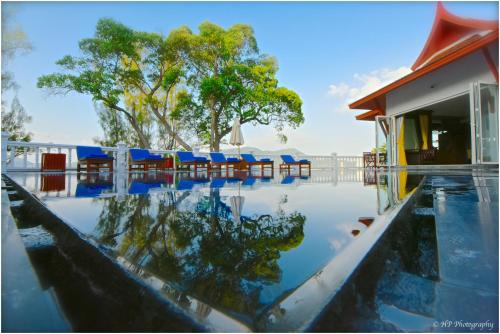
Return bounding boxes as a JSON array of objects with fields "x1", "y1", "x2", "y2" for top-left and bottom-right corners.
[
  {"x1": 479, "y1": 84, "x2": 499, "y2": 163},
  {"x1": 375, "y1": 116, "x2": 395, "y2": 167},
  {"x1": 471, "y1": 82, "x2": 499, "y2": 164}
]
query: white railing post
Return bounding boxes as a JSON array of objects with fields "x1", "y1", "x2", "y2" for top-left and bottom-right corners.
[
  {"x1": 68, "y1": 148, "x2": 72, "y2": 170},
  {"x1": 23, "y1": 148, "x2": 28, "y2": 169},
  {"x1": 9, "y1": 145, "x2": 15, "y2": 168},
  {"x1": 1, "y1": 132, "x2": 9, "y2": 172},
  {"x1": 193, "y1": 145, "x2": 200, "y2": 157},
  {"x1": 331, "y1": 152, "x2": 338, "y2": 169},
  {"x1": 35, "y1": 147, "x2": 40, "y2": 169},
  {"x1": 116, "y1": 142, "x2": 127, "y2": 173},
  {"x1": 115, "y1": 142, "x2": 128, "y2": 200}
]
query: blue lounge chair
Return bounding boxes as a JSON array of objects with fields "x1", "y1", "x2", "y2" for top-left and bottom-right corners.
[
  {"x1": 177, "y1": 179, "x2": 195, "y2": 191},
  {"x1": 177, "y1": 151, "x2": 210, "y2": 171},
  {"x1": 280, "y1": 154, "x2": 311, "y2": 175},
  {"x1": 128, "y1": 181, "x2": 163, "y2": 195},
  {"x1": 210, "y1": 178, "x2": 226, "y2": 189},
  {"x1": 76, "y1": 146, "x2": 114, "y2": 173},
  {"x1": 281, "y1": 175, "x2": 296, "y2": 184},
  {"x1": 129, "y1": 148, "x2": 166, "y2": 171},
  {"x1": 240, "y1": 154, "x2": 274, "y2": 175},
  {"x1": 242, "y1": 176, "x2": 256, "y2": 186},
  {"x1": 209, "y1": 152, "x2": 241, "y2": 171},
  {"x1": 75, "y1": 182, "x2": 113, "y2": 197}
]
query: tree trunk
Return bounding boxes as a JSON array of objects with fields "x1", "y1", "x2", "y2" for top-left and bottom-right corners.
[
  {"x1": 151, "y1": 107, "x2": 192, "y2": 151},
  {"x1": 108, "y1": 104, "x2": 150, "y2": 148},
  {"x1": 209, "y1": 99, "x2": 217, "y2": 152},
  {"x1": 213, "y1": 136, "x2": 220, "y2": 152},
  {"x1": 129, "y1": 119, "x2": 150, "y2": 148}
]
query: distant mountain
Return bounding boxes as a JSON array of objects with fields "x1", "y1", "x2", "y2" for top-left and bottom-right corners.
[{"x1": 221, "y1": 146, "x2": 306, "y2": 156}]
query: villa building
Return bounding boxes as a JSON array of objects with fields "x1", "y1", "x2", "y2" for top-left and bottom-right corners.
[{"x1": 350, "y1": 2, "x2": 499, "y2": 167}]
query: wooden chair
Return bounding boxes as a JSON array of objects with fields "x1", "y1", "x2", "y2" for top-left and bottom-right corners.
[
  {"x1": 129, "y1": 148, "x2": 166, "y2": 171},
  {"x1": 76, "y1": 146, "x2": 114, "y2": 173},
  {"x1": 279, "y1": 155, "x2": 311, "y2": 176},
  {"x1": 209, "y1": 152, "x2": 241, "y2": 174},
  {"x1": 176, "y1": 151, "x2": 211, "y2": 172},
  {"x1": 240, "y1": 154, "x2": 274, "y2": 177}
]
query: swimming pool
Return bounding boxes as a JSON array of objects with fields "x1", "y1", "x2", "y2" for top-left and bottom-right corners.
[{"x1": 7, "y1": 169, "x2": 422, "y2": 331}]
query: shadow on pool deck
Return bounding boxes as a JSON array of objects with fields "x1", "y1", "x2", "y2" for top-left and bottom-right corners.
[{"x1": 313, "y1": 173, "x2": 498, "y2": 332}]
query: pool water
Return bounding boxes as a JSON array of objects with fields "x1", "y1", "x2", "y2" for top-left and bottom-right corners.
[{"x1": 9, "y1": 170, "x2": 420, "y2": 329}]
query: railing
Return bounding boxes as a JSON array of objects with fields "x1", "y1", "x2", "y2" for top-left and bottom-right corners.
[
  {"x1": 1, "y1": 132, "x2": 363, "y2": 173},
  {"x1": 11, "y1": 168, "x2": 368, "y2": 201}
]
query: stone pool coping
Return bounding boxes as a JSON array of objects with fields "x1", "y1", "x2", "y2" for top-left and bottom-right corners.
[
  {"x1": 2, "y1": 172, "x2": 423, "y2": 332},
  {"x1": 1, "y1": 179, "x2": 70, "y2": 332}
]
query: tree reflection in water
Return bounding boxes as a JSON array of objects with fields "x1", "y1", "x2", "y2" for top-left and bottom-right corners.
[{"x1": 93, "y1": 187, "x2": 306, "y2": 318}]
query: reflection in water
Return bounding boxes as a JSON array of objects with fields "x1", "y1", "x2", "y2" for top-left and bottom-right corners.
[
  {"x1": 40, "y1": 174, "x2": 66, "y2": 192},
  {"x1": 94, "y1": 180, "x2": 305, "y2": 318},
  {"x1": 75, "y1": 173, "x2": 114, "y2": 198},
  {"x1": 9, "y1": 169, "x2": 422, "y2": 329}
]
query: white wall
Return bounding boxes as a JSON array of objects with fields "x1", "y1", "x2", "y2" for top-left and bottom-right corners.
[{"x1": 386, "y1": 44, "x2": 498, "y2": 116}]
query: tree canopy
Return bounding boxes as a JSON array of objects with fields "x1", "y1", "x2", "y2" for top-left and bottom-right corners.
[
  {"x1": 38, "y1": 19, "x2": 304, "y2": 151},
  {"x1": 38, "y1": 18, "x2": 190, "y2": 149},
  {"x1": 172, "y1": 22, "x2": 304, "y2": 151}
]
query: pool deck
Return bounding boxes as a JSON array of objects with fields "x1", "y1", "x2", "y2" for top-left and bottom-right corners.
[{"x1": 430, "y1": 173, "x2": 498, "y2": 331}]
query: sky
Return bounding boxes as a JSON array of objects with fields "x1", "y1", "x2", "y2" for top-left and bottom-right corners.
[{"x1": 2, "y1": 1, "x2": 498, "y2": 155}]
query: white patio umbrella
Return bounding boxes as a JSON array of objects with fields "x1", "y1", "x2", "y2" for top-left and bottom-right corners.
[
  {"x1": 230, "y1": 178, "x2": 245, "y2": 224},
  {"x1": 229, "y1": 117, "x2": 244, "y2": 157},
  {"x1": 230, "y1": 195, "x2": 245, "y2": 225}
]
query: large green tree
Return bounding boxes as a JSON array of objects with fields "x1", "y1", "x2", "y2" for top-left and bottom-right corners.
[
  {"x1": 37, "y1": 18, "x2": 191, "y2": 149},
  {"x1": 171, "y1": 22, "x2": 304, "y2": 151}
]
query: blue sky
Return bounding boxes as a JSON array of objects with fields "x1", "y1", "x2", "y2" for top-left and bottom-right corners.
[{"x1": 3, "y1": 1, "x2": 498, "y2": 155}]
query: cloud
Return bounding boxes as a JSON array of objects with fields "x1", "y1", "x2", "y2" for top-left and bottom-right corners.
[
  {"x1": 328, "y1": 66, "x2": 412, "y2": 112},
  {"x1": 328, "y1": 82, "x2": 350, "y2": 97}
]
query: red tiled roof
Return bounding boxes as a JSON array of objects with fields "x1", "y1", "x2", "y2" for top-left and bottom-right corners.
[{"x1": 350, "y1": 2, "x2": 499, "y2": 117}]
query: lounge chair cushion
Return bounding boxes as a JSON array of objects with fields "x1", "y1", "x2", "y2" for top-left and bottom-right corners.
[
  {"x1": 241, "y1": 154, "x2": 273, "y2": 163},
  {"x1": 241, "y1": 153, "x2": 257, "y2": 163},
  {"x1": 299, "y1": 159, "x2": 310, "y2": 163},
  {"x1": 210, "y1": 152, "x2": 227, "y2": 163},
  {"x1": 227, "y1": 157, "x2": 240, "y2": 162},
  {"x1": 177, "y1": 151, "x2": 208, "y2": 163},
  {"x1": 85, "y1": 154, "x2": 110, "y2": 159},
  {"x1": 130, "y1": 149, "x2": 164, "y2": 161},
  {"x1": 280, "y1": 155, "x2": 296, "y2": 164},
  {"x1": 148, "y1": 154, "x2": 164, "y2": 160},
  {"x1": 77, "y1": 146, "x2": 110, "y2": 160}
]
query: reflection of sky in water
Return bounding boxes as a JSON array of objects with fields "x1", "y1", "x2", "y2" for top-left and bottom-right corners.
[{"x1": 10, "y1": 171, "x2": 406, "y2": 321}]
